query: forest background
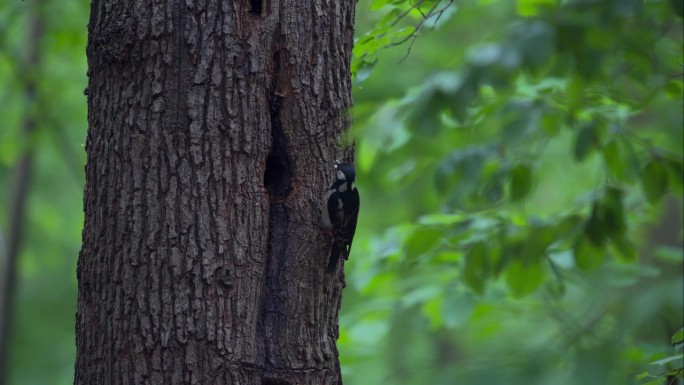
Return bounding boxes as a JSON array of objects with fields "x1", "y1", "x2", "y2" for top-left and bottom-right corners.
[{"x1": 0, "y1": 0, "x2": 682, "y2": 384}]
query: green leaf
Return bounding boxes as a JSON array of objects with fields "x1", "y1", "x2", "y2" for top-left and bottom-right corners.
[
  {"x1": 354, "y1": 58, "x2": 377, "y2": 83},
  {"x1": 403, "y1": 285, "x2": 441, "y2": 307},
  {"x1": 409, "y1": 94, "x2": 445, "y2": 136},
  {"x1": 574, "y1": 123, "x2": 599, "y2": 161},
  {"x1": 517, "y1": 0, "x2": 556, "y2": 17},
  {"x1": 606, "y1": 139, "x2": 641, "y2": 183},
  {"x1": 635, "y1": 371, "x2": 650, "y2": 381},
  {"x1": 510, "y1": 164, "x2": 533, "y2": 202},
  {"x1": 602, "y1": 140, "x2": 624, "y2": 178},
  {"x1": 565, "y1": 76, "x2": 585, "y2": 108},
  {"x1": 435, "y1": 147, "x2": 488, "y2": 194},
  {"x1": 523, "y1": 224, "x2": 556, "y2": 262},
  {"x1": 406, "y1": 227, "x2": 442, "y2": 258},
  {"x1": 418, "y1": 213, "x2": 465, "y2": 225},
  {"x1": 424, "y1": 289, "x2": 476, "y2": 330},
  {"x1": 541, "y1": 111, "x2": 562, "y2": 136},
  {"x1": 573, "y1": 236, "x2": 605, "y2": 271},
  {"x1": 612, "y1": 236, "x2": 637, "y2": 262},
  {"x1": 463, "y1": 241, "x2": 489, "y2": 294},
  {"x1": 505, "y1": 260, "x2": 546, "y2": 297},
  {"x1": 654, "y1": 246, "x2": 684, "y2": 264},
  {"x1": 650, "y1": 353, "x2": 683, "y2": 367},
  {"x1": 450, "y1": 74, "x2": 480, "y2": 123},
  {"x1": 482, "y1": 174, "x2": 505, "y2": 204},
  {"x1": 585, "y1": 201, "x2": 608, "y2": 247},
  {"x1": 603, "y1": 187, "x2": 626, "y2": 240},
  {"x1": 666, "y1": 158, "x2": 684, "y2": 193},
  {"x1": 543, "y1": 279, "x2": 566, "y2": 299},
  {"x1": 641, "y1": 159, "x2": 669, "y2": 204},
  {"x1": 422, "y1": 296, "x2": 444, "y2": 329},
  {"x1": 673, "y1": 328, "x2": 684, "y2": 345},
  {"x1": 500, "y1": 100, "x2": 540, "y2": 142},
  {"x1": 555, "y1": 214, "x2": 584, "y2": 239}
]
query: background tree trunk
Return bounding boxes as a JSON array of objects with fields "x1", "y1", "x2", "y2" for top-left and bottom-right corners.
[
  {"x1": 0, "y1": 7, "x2": 41, "y2": 385},
  {"x1": 76, "y1": 1, "x2": 355, "y2": 384}
]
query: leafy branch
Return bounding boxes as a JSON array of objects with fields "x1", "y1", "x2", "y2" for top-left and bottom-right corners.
[{"x1": 352, "y1": 0, "x2": 456, "y2": 82}]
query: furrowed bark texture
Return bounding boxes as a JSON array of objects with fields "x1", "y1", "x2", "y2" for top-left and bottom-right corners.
[{"x1": 76, "y1": 1, "x2": 355, "y2": 384}]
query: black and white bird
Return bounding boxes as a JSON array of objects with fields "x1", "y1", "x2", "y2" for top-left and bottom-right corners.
[{"x1": 322, "y1": 160, "x2": 360, "y2": 273}]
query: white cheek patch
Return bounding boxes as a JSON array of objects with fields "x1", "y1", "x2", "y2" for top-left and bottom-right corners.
[
  {"x1": 338, "y1": 182, "x2": 348, "y2": 192},
  {"x1": 337, "y1": 170, "x2": 346, "y2": 180},
  {"x1": 351, "y1": 182, "x2": 356, "y2": 191}
]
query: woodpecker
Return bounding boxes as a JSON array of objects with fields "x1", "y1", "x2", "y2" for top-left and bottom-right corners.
[{"x1": 321, "y1": 160, "x2": 360, "y2": 273}]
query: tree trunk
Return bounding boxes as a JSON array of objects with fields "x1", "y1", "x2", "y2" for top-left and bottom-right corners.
[{"x1": 76, "y1": 1, "x2": 355, "y2": 384}]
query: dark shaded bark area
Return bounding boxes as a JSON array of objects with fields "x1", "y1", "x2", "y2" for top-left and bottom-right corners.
[{"x1": 76, "y1": 1, "x2": 355, "y2": 384}]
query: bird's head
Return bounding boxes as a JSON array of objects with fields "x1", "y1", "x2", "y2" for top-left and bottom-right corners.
[{"x1": 334, "y1": 160, "x2": 356, "y2": 183}]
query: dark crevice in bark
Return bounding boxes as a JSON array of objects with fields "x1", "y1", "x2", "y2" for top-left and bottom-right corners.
[
  {"x1": 260, "y1": 47, "x2": 292, "y2": 382},
  {"x1": 249, "y1": 0, "x2": 263, "y2": 16},
  {"x1": 263, "y1": 49, "x2": 291, "y2": 198},
  {"x1": 171, "y1": 1, "x2": 189, "y2": 133}
]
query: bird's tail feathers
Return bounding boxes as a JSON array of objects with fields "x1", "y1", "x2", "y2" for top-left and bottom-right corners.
[{"x1": 326, "y1": 242, "x2": 348, "y2": 273}]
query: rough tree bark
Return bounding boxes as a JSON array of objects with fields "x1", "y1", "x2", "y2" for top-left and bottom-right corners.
[{"x1": 76, "y1": 1, "x2": 355, "y2": 384}]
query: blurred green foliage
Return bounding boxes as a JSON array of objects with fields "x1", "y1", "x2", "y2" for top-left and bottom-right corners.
[
  {"x1": 0, "y1": 1, "x2": 681, "y2": 385},
  {"x1": 343, "y1": 0, "x2": 683, "y2": 384},
  {"x1": 0, "y1": 1, "x2": 87, "y2": 384}
]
